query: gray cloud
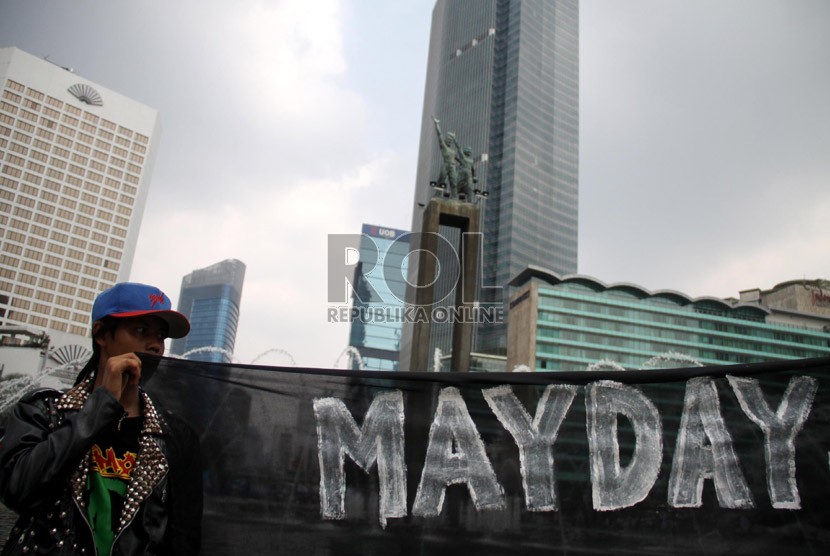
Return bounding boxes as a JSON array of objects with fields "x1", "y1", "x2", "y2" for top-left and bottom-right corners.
[{"x1": 580, "y1": 0, "x2": 830, "y2": 296}]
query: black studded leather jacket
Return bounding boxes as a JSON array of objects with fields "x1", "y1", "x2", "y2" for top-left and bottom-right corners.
[{"x1": 0, "y1": 377, "x2": 202, "y2": 555}]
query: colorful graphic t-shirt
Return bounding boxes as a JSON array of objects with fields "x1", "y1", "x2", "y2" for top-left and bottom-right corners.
[{"x1": 84, "y1": 416, "x2": 142, "y2": 556}]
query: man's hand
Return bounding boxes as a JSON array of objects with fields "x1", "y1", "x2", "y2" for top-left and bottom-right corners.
[{"x1": 97, "y1": 353, "x2": 142, "y2": 414}]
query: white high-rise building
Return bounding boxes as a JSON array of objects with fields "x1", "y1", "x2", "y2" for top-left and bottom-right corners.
[{"x1": 0, "y1": 46, "x2": 160, "y2": 372}]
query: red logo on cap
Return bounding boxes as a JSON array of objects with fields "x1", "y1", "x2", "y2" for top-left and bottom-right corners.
[{"x1": 148, "y1": 293, "x2": 165, "y2": 307}]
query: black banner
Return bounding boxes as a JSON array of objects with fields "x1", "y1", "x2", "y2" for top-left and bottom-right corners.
[{"x1": 132, "y1": 356, "x2": 830, "y2": 555}]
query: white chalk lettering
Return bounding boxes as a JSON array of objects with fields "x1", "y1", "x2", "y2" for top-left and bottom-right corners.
[
  {"x1": 311, "y1": 373, "x2": 818, "y2": 524},
  {"x1": 483, "y1": 384, "x2": 577, "y2": 511},
  {"x1": 586, "y1": 381, "x2": 663, "y2": 511},
  {"x1": 312, "y1": 391, "x2": 407, "y2": 527},
  {"x1": 728, "y1": 375, "x2": 817, "y2": 509},
  {"x1": 412, "y1": 387, "x2": 505, "y2": 517},
  {"x1": 668, "y1": 377, "x2": 754, "y2": 508}
]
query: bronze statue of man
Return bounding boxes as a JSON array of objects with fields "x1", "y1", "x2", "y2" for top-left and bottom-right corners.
[
  {"x1": 452, "y1": 136, "x2": 476, "y2": 201},
  {"x1": 433, "y1": 117, "x2": 458, "y2": 197}
]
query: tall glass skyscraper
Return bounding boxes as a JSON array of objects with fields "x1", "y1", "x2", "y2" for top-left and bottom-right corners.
[
  {"x1": 402, "y1": 0, "x2": 579, "y2": 367},
  {"x1": 348, "y1": 224, "x2": 410, "y2": 371},
  {"x1": 170, "y1": 259, "x2": 246, "y2": 363}
]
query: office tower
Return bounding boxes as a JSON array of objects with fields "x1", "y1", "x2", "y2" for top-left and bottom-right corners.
[
  {"x1": 401, "y1": 0, "x2": 579, "y2": 368},
  {"x1": 170, "y1": 259, "x2": 246, "y2": 363},
  {"x1": 347, "y1": 224, "x2": 410, "y2": 371},
  {"x1": 0, "y1": 47, "x2": 159, "y2": 362}
]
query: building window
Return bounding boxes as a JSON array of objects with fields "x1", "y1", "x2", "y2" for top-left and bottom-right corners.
[
  {"x1": 61, "y1": 113, "x2": 79, "y2": 126},
  {"x1": 25, "y1": 88, "x2": 44, "y2": 101},
  {"x1": 4, "y1": 153, "x2": 25, "y2": 167},
  {"x1": 2, "y1": 91, "x2": 21, "y2": 103},
  {"x1": 25, "y1": 162, "x2": 45, "y2": 175},
  {"x1": 36, "y1": 128, "x2": 55, "y2": 141},
  {"x1": 29, "y1": 315, "x2": 48, "y2": 327},
  {"x1": 71, "y1": 153, "x2": 89, "y2": 165},
  {"x1": 22, "y1": 173, "x2": 42, "y2": 186},
  {"x1": 47, "y1": 243, "x2": 65, "y2": 255},
  {"x1": 52, "y1": 308, "x2": 70, "y2": 320},
  {"x1": 49, "y1": 231, "x2": 68, "y2": 243},
  {"x1": 96, "y1": 210, "x2": 112, "y2": 222},
  {"x1": 34, "y1": 212, "x2": 52, "y2": 226},
  {"x1": 26, "y1": 237, "x2": 45, "y2": 249},
  {"x1": 49, "y1": 157, "x2": 67, "y2": 170},
  {"x1": 72, "y1": 224, "x2": 90, "y2": 237},
  {"x1": 62, "y1": 185, "x2": 80, "y2": 198},
  {"x1": 0, "y1": 101, "x2": 19, "y2": 115}
]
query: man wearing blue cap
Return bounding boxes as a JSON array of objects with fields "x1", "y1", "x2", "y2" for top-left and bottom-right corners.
[{"x1": 0, "y1": 283, "x2": 202, "y2": 555}]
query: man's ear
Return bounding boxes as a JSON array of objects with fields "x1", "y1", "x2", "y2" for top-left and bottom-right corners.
[{"x1": 92, "y1": 321, "x2": 107, "y2": 348}]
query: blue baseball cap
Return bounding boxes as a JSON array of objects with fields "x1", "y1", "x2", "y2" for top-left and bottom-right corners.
[{"x1": 92, "y1": 282, "x2": 190, "y2": 338}]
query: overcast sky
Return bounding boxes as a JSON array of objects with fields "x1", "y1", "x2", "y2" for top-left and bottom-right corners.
[{"x1": 1, "y1": 0, "x2": 828, "y2": 368}]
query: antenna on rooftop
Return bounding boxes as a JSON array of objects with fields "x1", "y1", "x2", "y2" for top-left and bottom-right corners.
[{"x1": 43, "y1": 55, "x2": 75, "y2": 73}]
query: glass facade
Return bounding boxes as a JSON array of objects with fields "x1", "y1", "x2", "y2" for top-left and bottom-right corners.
[
  {"x1": 348, "y1": 224, "x2": 410, "y2": 371},
  {"x1": 170, "y1": 259, "x2": 246, "y2": 363},
  {"x1": 403, "y1": 0, "x2": 579, "y2": 368},
  {"x1": 527, "y1": 279, "x2": 830, "y2": 371}
]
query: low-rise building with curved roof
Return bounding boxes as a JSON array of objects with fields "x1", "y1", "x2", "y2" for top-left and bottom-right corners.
[{"x1": 507, "y1": 267, "x2": 830, "y2": 371}]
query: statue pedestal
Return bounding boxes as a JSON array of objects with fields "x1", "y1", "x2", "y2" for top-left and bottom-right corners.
[{"x1": 408, "y1": 198, "x2": 480, "y2": 372}]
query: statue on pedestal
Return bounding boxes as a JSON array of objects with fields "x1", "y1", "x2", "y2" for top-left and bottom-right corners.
[
  {"x1": 453, "y1": 138, "x2": 477, "y2": 201},
  {"x1": 432, "y1": 117, "x2": 478, "y2": 202},
  {"x1": 433, "y1": 117, "x2": 458, "y2": 197}
]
